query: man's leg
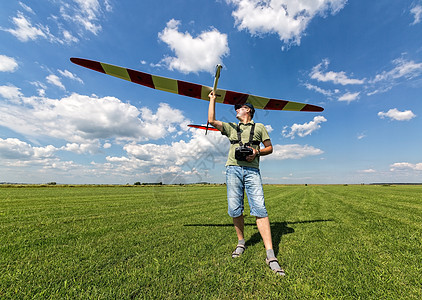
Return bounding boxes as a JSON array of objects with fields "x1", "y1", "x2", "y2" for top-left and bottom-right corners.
[
  {"x1": 226, "y1": 166, "x2": 246, "y2": 257},
  {"x1": 256, "y1": 216, "x2": 284, "y2": 275},
  {"x1": 244, "y1": 168, "x2": 272, "y2": 249},
  {"x1": 245, "y1": 168, "x2": 285, "y2": 275},
  {"x1": 233, "y1": 215, "x2": 245, "y2": 241},
  {"x1": 256, "y1": 216, "x2": 272, "y2": 250},
  {"x1": 232, "y1": 215, "x2": 246, "y2": 257}
]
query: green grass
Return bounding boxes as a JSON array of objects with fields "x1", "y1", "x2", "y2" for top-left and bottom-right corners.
[{"x1": 1, "y1": 185, "x2": 421, "y2": 299}]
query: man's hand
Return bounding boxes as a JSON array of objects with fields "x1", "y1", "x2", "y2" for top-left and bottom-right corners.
[
  {"x1": 246, "y1": 141, "x2": 272, "y2": 162},
  {"x1": 246, "y1": 147, "x2": 258, "y2": 162},
  {"x1": 209, "y1": 91, "x2": 216, "y2": 101}
]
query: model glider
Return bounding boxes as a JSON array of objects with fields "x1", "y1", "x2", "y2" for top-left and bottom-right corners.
[{"x1": 70, "y1": 58, "x2": 324, "y2": 112}]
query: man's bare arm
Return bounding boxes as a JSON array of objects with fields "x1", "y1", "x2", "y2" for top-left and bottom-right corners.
[
  {"x1": 259, "y1": 139, "x2": 273, "y2": 156},
  {"x1": 208, "y1": 91, "x2": 223, "y2": 131},
  {"x1": 246, "y1": 139, "x2": 273, "y2": 162}
]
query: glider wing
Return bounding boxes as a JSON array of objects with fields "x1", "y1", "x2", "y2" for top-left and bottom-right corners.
[{"x1": 70, "y1": 58, "x2": 324, "y2": 112}]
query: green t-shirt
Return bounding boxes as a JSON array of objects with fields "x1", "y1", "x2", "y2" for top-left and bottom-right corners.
[{"x1": 221, "y1": 121, "x2": 270, "y2": 169}]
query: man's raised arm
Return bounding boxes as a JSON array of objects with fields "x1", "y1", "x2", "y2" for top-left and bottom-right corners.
[{"x1": 208, "y1": 91, "x2": 223, "y2": 131}]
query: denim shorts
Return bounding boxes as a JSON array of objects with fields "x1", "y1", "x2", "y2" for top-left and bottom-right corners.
[{"x1": 225, "y1": 165, "x2": 268, "y2": 218}]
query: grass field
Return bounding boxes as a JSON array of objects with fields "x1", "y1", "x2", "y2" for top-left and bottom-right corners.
[{"x1": 0, "y1": 184, "x2": 421, "y2": 299}]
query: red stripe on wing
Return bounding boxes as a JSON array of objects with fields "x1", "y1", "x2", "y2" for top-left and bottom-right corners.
[
  {"x1": 70, "y1": 58, "x2": 105, "y2": 74},
  {"x1": 178, "y1": 81, "x2": 202, "y2": 99},
  {"x1": 127, "y1": 69, "x2": 155, "y2": 89},
  {"x1": 264, "y1": 99, "x2": 289, "y2": 110},
  {"x1": 223, "y1": 91, "x2": 249, "y2": 105},
  {"x1": 301, "y1": 104, "x2": 324, "y2": 112}
]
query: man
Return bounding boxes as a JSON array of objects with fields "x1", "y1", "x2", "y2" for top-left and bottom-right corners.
[{"x1": 207, "y1": 91, "x2": 285, "y2": 276}]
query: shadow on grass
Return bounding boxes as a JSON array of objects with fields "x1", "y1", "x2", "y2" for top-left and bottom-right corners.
[{"x1": 184, "y1": 219, "x2": 334, "y2": 256}]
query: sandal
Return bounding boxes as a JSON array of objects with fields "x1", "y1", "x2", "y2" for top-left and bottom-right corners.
[
  {"x1": 265, "y1": 257, "x2": 285, "y2": 276},
  {"x1": 231, "y1": 244, "x2": 246, "y2": 258}
]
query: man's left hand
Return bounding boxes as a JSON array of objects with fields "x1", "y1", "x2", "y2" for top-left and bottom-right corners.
[{"x1": 246, "y1": 147, "x2": 258, "y2": 162}]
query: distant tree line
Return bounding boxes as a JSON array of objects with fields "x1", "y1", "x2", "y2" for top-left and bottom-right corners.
[{"x1": 134, "y1": 182, "x2": 163, "y2": 186}]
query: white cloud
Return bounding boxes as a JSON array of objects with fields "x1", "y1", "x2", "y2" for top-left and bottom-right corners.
[
  {"x1": 279, "y1": 174, "x2": 312, "y2": 181},
  {"x1": 0, "y1": 55, "x2": 18, "y2": 72},
  {"x1": 104, "y1": 0, "x2": 113, "y2": 12},
  {"x1": 390, "y1": 162, "x2": 422, "y2": 171},
  {"x1": 58, "y1": 69, "x2": 84, "y2": 84},
  {"x1": 265, "y1": 125, "x2": 274, "y2": 133},
  {"x1": 82, "y1": 133, "x2": 324, "y2": 183},
  {"x1": 338, "y1": 91, "x2": 360, "y2": 103},
  {"x1": 378, "y1": 108, "x2": 416, "y2": 121},
  {"x1": 0, "y1": 85, "x2": 23, "y2": 100},
  {"x1": 58, "y1": 0, "x2": 113, "y2": 39},
  {"x1": 61, "y1": 30, "x2": 79, "y2": 44},
  {"x1": 60, "y1": 0, "x2": 103, "y2": 35},
  {"x1": 304, "y1": 83, "x2": 335, "y2": 96},
  {"x1": 19, "y1": 2, "x2": 35, "y2": 14},
  {"x1": 0, "y1": 114, "x2": 324, "y2": 184},
  {"x1": 227, "y1": 0, "x2": 347, "y2": 46},
  {"x1": 37, "y1": 89, "x2": 46, "y2": 97},
  {"x1": 0, "y1": 138, "x2": 88, "y2": 178},
  {"x1": 2, "y1": 12, "x2": 48, "y2": 42},
  {"x1": 366, "y1": 88, "x2": 391, "y2": 96},
  {"x1": 103, "y1": 130, "x2": 229, "y2": 183},
  {"x1": 139, "y1": 103, "x2": 192, "y2": 139},
  {"x1": 158, "y1": 19, "x2": 229, "y2": 73},
  {"x1": 121, "y1": 130, "x2": 228, "y2": 166},
  {"x1": 0, "y1": 127, "x2": 225, "y2": 184},
  {"x1": 269, "y1": 144, "x2": 324, "y2": 160},
  {"x1": 46, "y1": 74, "x2": 65, "y2": 90},
  {"x1": 410, "y1": 5, "x2": 422, "y2": 25},
  {"x1": 0, "y1": 138, "x2": 57, "y2": 160},
  {"x1": 372, "y1": 57, "x2": 422, "y2": 83},
  {"x1": 60, "y1": 142, "x2": 101, "y2": 155},
  {"x1": 0, "y1": 138, "x2": 34, "y2": 160},
  {"x1": 360, "y1": 169, "x2": 376, "y2": 173},
  {"x1": 30, "y1": 81, "x2": 47, "y2": 96},
  {"x1": 307, "y1": 56, "x2": 422, "y2": 100},
  {"x1": 365, "y1": 57, "x2": 422, "y2": 96},
  {"x1": 3, "y1": 1, "x2": 112, "y2": 44},
  {"x1": 357, "y1": 132, "x2": 366, "y2": 140},
  {"x1": 282, "y1": 116, "x2": 327, "y2": 139},
  {"x1": 30, "y1": 81, "x2": 47, "y2": 89},
  {"x1": 0, "y1": 93, "x2": 191, "y2": 144},
  {"x1": 73, "y1": 0, "x2": 101, "y2": 19},
  {"x1": 310, "y1": 59, "x2": 365, "y2": 85}
]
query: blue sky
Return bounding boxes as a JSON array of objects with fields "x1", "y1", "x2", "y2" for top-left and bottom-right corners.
[{"x1": 1, "y1": 0, "x2": 422, "y2": 184}]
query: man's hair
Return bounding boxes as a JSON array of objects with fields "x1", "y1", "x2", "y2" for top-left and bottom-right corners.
[{"x1": 247, "y1": 108, "x2": 254, "y2": 118}]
